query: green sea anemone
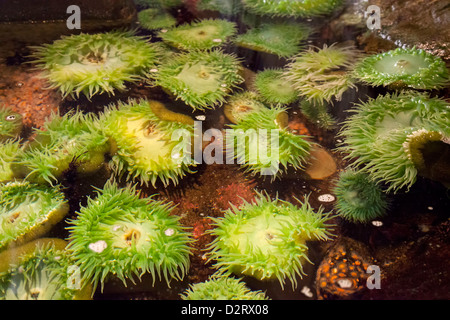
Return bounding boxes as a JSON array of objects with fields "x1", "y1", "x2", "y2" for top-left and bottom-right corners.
[
  {"x1": 100, "y1": 99, "x2": 196, "y2": 187},
  {"x1": 352, "y1": 47, "x2": 450, "y2": 90},
  {"x1": 254, "y1": 68, "x2": 298, "y2": 106},
  {"x1": 181, "y1": 274, "x2": 269, "y2": 300},
  {"x1": 0, "y1": 180, "x2": 69, "y2": 252},
  {"x1": 152, "y1": 50, "x2": 244, "y2": 111},
  {"x1": 207, "y1": 193, "x2": 334, "y2": 289},
  {"x1": 135, "y1": 0, "x2": 182, "y2": 9},
  {"x1": 196, "y1": 0, "x2": 243, "y2": 16},
  {"x1": 31, "y1": 31, "x2": 164, "y2": 99},
  {"x1": 223, "y1": 91, "x2": 266, "y2": 124},
  {"x1": 241, "y1": 0, "x2": 344, "y2": 17},
  {"x1": 13, "y1": 111, "x2": 112, "y2": 185},
  {"x1": 338, "y1": 92, "x2": 450, "y2": 192},
  {"x1": 66, "y1": 181, "x2": 191, "y2": 291},
  {"x1": 284, "y1": 44, "x2": 361, "y2": 104},
  {"x1": 138, "y1": 8, "x2": 177, "y2": 31},
  {"x1": 0, "y1": 238, "x2": 92, "y2": 300},
  {"x1": 234, "y1": 22, "x2": 311, "y2": 58},
  {"x1": 0, "y1": 140, "x2": 21, "y2": 182},
  {"x1": 226, "y1": 106, "x2": 313, "y2": 178},
  {"x1": 333, "y1": 169, "x2": 388, "y2": 223},
  {"x1": 158, "y1": 19, "x2": 237, "y2": 51},
  {"x1": 299, "y1": 99, "x2": 336, "y2": 130},
  {"x1": 0, "y1": 107, "x2": 22, "y2": 142}
]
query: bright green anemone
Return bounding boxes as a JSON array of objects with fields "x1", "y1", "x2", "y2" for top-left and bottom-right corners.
[
  {"x1": 138, "y1": 8, "x2": 177, "y2": 31},
  {"x1": 207, "y1": 193, "x2": 334, "y2": 289},
  {"x1": 352, "y1": 47, "x2": 450, "y2": 89},
  {"x1": 31, "y1": 31, "x2": 164, "y2": 99},
  {"x1": 0, "y1": 140, "x2": 21, "y2": 182},
  {"x1": 100, "y1": 99, "x2": 196, "y2": 187},
  {"x1": 284, "y1": 44, "x2": 361, "y2": 104},
  {"x1": 241, "y1": 0, "x2": 344, "y2": 17},
  {"x1": 299, "y1": 99, "x2": 336, "y2": 130},
  {"x1": 135, "y1": 0, "x2": 182, "y2": 9},
  {"x1": 0, "y1": 238, "x2": 91, "y2": 300},
  {"x1": 234, "y1": 22, "x2": 311, "y2": 58},
  {"x1": 13, "y1": 111, "x2": 112, "y2": 185},
  {"x1": 223, "y1": 91, "x2": 266, "y2": 124},
  {"x1": 158, "y1": 19, "x2": 237, "y2": 51},
  {"x1": 151, "y1": 50, "x2": 244, "y2": 111},
  {"x1": 0, "y1": 180, "x2": 69, "y2": 252},
  {"x1": 333, "y1": 169, "x2": 388, "y2": 223},
  {"x1": 197, "y1": 0, "x2": 243, "y2": 16},
  {"x1": 0, "y1": 107, "x2": 22, "y2": 142},
  {"x1": 181, "y1": 274, "x2": 269, "y2": 300},
  {"x1": 226, "y1": 106, "x2": 313, "y2": 178},
  {"x1": 338, "y1": 92, "x2": 450, "y2": 193},
  {"x1": 66, "y1": 181, "x2": 191, "y2": 291},
  {"x1": 254, "y1": 68, "x2": 298, "y2": 105}
]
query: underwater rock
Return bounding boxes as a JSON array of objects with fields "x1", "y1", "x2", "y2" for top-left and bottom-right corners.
[
  {"x1": 303, "y1": 146, "x2": 337, "y2": 180},
  {"x1": 370, "y1": 0, "x2": 450, "y2": 61}
]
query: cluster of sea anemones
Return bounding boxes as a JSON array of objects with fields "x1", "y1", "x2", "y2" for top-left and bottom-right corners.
[{"x1": 1, "y1": 0, "x2": 448, "y2": 302}]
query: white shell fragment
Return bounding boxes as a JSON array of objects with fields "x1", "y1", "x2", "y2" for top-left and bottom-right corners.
[
  {"x1": 301, "y1": 286, "x2": 314, "y2": 298},
  {"x1": 337, "y1": 278, "x2": 353, "y2": 289},
  {"x1": 88, "y1": 240, "x2": 108, "y2": 253},
  {"x1": 164, "y1": 228, "x2": 175, "y2": 236},
  {"x1": 371, "y1": 220, "x2": 383, "y2": 227},
  {"x1": 318, "y1": 194, "x2": 335, "y2": 202}
]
